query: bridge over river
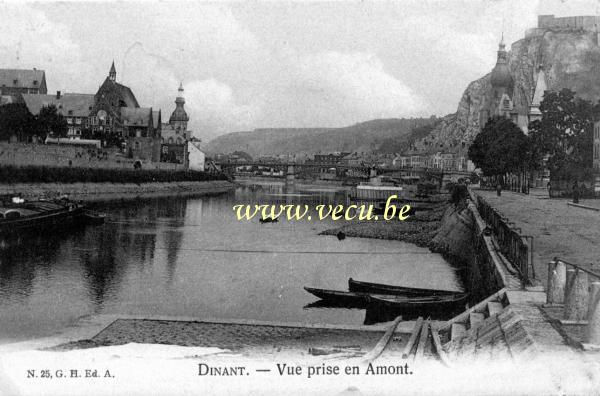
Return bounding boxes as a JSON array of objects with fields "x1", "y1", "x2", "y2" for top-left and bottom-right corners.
[{"x1": 215, "y1": 161, "x2": 472, "y2": 185}]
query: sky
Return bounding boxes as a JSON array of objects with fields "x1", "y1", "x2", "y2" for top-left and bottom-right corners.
[{"x1": 0, "y1": 0, "x2": 598, "y2": 141}]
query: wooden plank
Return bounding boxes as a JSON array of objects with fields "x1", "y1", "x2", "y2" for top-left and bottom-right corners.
[
  {"x1": 487, "y1": 302, "x2": 503, "y2": 317},
  {"x1": 430, "y1": 323, "x2": 452, "y2": 367},
  {"x1": 401, "y1": 317, "x2": 423, "y2": 359},
  {"x1": 451, "y1": 323, "x2": 466, "y2": 341},
  {"x1": 362, "y1": 316, "x2": 402, "y2": 363},
  {"x1": 414, "y1": 319, "x2": 430, "y2": 360}
]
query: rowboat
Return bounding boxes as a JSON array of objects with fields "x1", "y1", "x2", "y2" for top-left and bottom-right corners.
[
  {"x1": 348, "y1": 278, "x2": 459, "y2": 297},
  {"x1": 303, "y1": 287, "x2": 451, "y2": 306},
  {"x1": 369, "y1": 293, "x2": 469, "y2": 311}
]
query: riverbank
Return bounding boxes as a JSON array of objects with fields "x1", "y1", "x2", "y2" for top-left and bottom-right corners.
[
  {"x1": 0, "y1": 180, "x2": 235, "y2": 202},
  {"x1": 319, "y1": 201, "x2": 450, "y2": 248}
]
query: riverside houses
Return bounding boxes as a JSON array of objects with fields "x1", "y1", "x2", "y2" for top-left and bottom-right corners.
[{"x1": 22, "y1": 92, "x2": 95, "y2": 139}]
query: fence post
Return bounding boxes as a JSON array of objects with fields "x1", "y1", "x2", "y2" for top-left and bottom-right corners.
[
  {"x1": 547, "y1": 259, "x2": 566, "y2": 304},
  {"x1": 564, "y1": 269, "x2": 590, "y2": 321},
  {"x1": 586, "y1": 282, "x2": 600, "y2": 345}
]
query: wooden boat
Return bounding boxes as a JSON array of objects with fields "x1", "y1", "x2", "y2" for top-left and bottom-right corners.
[
  {"x1": 348, "y1": 278, "x2": 459, "y2": 297},
  {"x1": 304, "y1": 287, "x2": 448, "y2": 306},
  {"x1": 0, "y1": 198, "x2": 98, "y2": 234},
  {"x1": 369, "y1": 293, "x2": 469, "y2": 311}
]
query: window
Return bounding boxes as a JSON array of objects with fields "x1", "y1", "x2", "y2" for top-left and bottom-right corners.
[
  {"x1": 33, "y1": 80, "x2": 38, "y2": 86},
  {"x1": 134, "y1": 141, "x2": 140, "y2": 150},
  {"x1": 68, "y1": 110, "x2": 73, "y2": 116},
  {"x1": 13, "y1": 79, "x2": 17, "y2": 85}
]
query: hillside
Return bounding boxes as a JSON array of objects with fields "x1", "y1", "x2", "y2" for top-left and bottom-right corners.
[
  {"x1": 204, "y1": 118, "x2": 437, "y2": 157},
  {"x1": 411, "y1": 28, "x2": 600, "y2": 154}
]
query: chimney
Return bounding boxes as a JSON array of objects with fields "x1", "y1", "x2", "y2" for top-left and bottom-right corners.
[{"x1": 56, "y1": 91, "x2": 61, "y2": 99}]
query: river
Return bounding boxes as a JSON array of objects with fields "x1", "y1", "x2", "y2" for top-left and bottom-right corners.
[{"x1": 0, "y1": 183, "x2": 462, "y2": 343}]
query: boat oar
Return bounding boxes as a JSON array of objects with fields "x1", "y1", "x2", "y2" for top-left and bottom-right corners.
[{"x1": 362, "y1": 316, "x2": 402, "y2": 363}]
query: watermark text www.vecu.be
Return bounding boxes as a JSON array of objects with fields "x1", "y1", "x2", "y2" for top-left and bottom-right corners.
[{"x1": 233, "y1": 195, "x2": 410, "y2": 222}]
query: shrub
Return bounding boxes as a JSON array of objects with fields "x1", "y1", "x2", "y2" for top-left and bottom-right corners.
[{"x1": 447, "y1": 182, "x2": 469, "y2": 204}]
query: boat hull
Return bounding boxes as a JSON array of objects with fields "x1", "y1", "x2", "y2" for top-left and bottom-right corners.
[
  {"x1": 303, "y1": 287, "x2": 456, "y2": 308},
  {"x1": 348, "y1": 278, "x2": 460, "y2": 296},
  {"x1": 369, "y1": 293, "x2": 469, "y2": 311},
  {"x1": 0, "y1": 202, "x2": 93, "y2": 235}
]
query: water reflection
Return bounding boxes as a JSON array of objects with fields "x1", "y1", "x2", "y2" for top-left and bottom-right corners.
[{"x1": 0, "y1": 185, "x2": 462, "y2": 343}]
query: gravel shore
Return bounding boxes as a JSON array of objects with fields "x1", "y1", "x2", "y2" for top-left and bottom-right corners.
[{"x1": 319, "y1": 202, "x2": 450, "y2": 248}]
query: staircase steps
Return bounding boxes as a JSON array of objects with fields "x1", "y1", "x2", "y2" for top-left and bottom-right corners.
[
  {"x1": 469, "y1": 312, "x2": 485, "y2": 330},
  {"x1": 450, "y1": 323, "x2": 466, "y2": 341},
  {"x1": 487, "y1": 302, "x2": 503, "y2": 317}
]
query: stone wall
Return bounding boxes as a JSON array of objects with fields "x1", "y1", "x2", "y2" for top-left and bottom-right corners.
[
  {"x1": 431, "y1": 193, "x2": 509, "y2": 302},
  {"x1": 538, "y1": 15, "x2": 600, "y2": 31},
  {"x1": 0, "y1": 142, "x2": 184, "y2": 171}
]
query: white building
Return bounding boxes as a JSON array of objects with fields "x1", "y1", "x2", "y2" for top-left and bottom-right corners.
[{"x1": 187, "y1": 140, "x2": 205, "y2": 171}]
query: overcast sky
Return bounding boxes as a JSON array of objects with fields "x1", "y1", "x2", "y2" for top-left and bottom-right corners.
[{"x1": 0, "y1": 0, "x2": 598, "y2": 141}]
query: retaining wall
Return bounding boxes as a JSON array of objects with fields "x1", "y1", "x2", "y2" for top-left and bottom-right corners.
[{"x1": 0, "y1": 142, "x2": 185, "y2": 171}]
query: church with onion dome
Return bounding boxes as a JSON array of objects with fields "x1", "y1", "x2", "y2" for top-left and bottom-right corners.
[{"x1": 478, "y1": 35, "x2": 548, "y2": 136}]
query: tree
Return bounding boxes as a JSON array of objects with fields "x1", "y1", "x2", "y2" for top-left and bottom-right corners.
[
  {"x1": 37, "y1": 105, "x2": 68, "y2": 138},
  {"x1": 468, "y1": 116, "x2": 531, "y2": 177},
  {"x1": 0, "y1": 103, "x2": 37, "y2": 142},
  {"x1": 528, "y1": 88, "x2": 599, "y2": 181}
]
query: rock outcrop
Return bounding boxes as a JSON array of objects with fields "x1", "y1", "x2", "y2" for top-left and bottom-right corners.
[{"x1": 413, "y1": 29, "x2": 600, "y2": 154}]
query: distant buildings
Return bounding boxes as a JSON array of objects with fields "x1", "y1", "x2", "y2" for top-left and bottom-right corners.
[
  {"x1": 0, "y1": 63, "x2": 205, "y2": 170},
  {"x1": 90, "y1": 62, "x2": 140, "y2": 137},
  {"x1": 0, "y1": 69, "x2": 47, "y2": 103},
  {"x1": 594, "y1": 121, "x2": 600, "y2": 171},
  {"x1": 22, "y1": 92, "x2": 95, "y2": 138},
  {"x1": 312, "y1": 152, "x2": 350, "y2": 165},
  {"x1": 122, "y1": 107, "x2": 162, "y2": 162}
]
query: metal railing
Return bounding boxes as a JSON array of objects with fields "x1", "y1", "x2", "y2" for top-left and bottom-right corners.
[
  {"x1": 553, "y1": 258, "x2": 600, "y2": 280},
  {"x1": 476, "y1": 195, "x2": 536, "y2": 285}
]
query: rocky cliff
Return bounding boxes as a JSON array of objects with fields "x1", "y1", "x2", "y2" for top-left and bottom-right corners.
[{"x1": 413, "y1": 29, "x2": 600, "y2": 154}]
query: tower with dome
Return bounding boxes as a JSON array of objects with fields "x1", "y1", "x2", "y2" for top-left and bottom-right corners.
[{"x1": 161, "y1": 83, "x2": 193, "y2": 164}]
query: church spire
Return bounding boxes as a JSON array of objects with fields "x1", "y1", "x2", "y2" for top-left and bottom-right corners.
[
  {"x1": 176, "y1": 82, "x2": 185, "y2": 103},
  {"x1": 109, "y1": 61, "x2": 116, "y2": 82}
]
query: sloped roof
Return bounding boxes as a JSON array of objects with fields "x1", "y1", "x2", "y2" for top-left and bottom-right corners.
[
  {"x1": 22, "y1": 93, "x2": 95, "y2": 117},
  {"x1": 115, "y1": 81, "x2": 139, "y2": 107},
  {"x1": 97, "y1": 77, "x2": 140, "y2": 108},
  {"x1": 0, "y1": 69, "x2": 45, "y2": 89},
  {"x1": 121, "y1": 107, "x2": 152, "y2": 126}
]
